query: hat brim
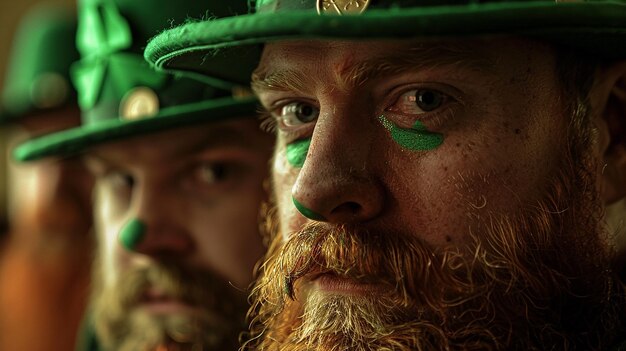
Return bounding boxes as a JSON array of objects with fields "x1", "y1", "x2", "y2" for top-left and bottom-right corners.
[
  {"x1": 145, "y1": 1, "x2": 626, "y2": 86},
  {"x1": 14, "y1": 96, "x2": 259, "y2": 162}
]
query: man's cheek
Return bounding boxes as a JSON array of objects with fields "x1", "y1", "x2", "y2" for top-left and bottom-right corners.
[
  {"x1": 272, "y1": 147, "x2": 306, "y2": 241},
  {"x1": 97, "y1": 213, "x2": 133, "y2": 290},
  {"x1": 277, "y1": 187, "x2": 304, "y2": 242},
  {"x1": 103, "y1": 230, "x2": 124, "y2": 288}
]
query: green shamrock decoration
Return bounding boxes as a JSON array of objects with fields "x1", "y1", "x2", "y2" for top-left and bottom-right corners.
[{"x1": 73, "y1": 0, "x2": 132, "y2": 109}]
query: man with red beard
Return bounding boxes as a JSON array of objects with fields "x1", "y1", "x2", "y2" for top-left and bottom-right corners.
[
  {"x1": 14, "y1": 0, "x2": 273, "y2": 350},
  {"x1": 146, "y1": 1, "x2": 626, "y2": 350}
]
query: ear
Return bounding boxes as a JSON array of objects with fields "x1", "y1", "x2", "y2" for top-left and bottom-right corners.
[{"x1": 593, "y1": 62, "x2": 626, "y2": 206}]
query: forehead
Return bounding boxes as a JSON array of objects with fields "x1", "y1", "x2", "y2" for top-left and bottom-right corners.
[
  {"x1": 86, "y1": 117, "x2": 268, "y2": 166},
  {"x1": 258, "y1": 38, "x2": 487, "y2": 67},
  {"x1": 254, "y1": 37, "x2": 557, "y2": 90}
]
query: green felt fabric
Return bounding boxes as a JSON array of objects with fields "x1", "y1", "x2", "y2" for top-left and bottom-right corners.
[
  {"x1": 15, "y1": 96, "x2": 258, "y2": 161},
  {"x1": 0, "y1": 5, "x2": 78, "y2": 122},
  {"x1": 145, "y1": 0, "x2": 626, "y2": 86},
  {"x1": 15, "y1": 0, "x2": 256, "y2": 162}
]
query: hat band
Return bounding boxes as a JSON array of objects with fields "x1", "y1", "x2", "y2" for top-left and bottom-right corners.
[
  {"x1": 78, "y1": 53, "x2": 239, "y2": 126},
  {"x1": 255, "y1": 0, "x2": 576, "y2": 14}
]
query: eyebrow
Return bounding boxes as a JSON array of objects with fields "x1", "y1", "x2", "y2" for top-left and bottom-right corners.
[
  {"x1": 84, "y1": 126, "x2": 258, "y2": 168},
  {"x1": 175, "y1": 127, "x2": 258, "y2": 157},
  {"x1": 252, "y1": 42, "x2": 495, "y2": 94}
]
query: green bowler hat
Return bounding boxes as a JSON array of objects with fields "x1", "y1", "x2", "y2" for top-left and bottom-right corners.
[
  {"x1": 14, "y1": 0, "x2": 252, "y2": 162},
  {"x1": 1, "y1": 4, "x2": 78, "y2": 122},
  {"x1": 145, "y1": 0, "x2": 626, "y2": 86}
]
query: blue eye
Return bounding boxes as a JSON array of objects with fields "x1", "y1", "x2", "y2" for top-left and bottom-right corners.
[{"x1": 279, "y1": 102, "x2": 320, "y2": 127}]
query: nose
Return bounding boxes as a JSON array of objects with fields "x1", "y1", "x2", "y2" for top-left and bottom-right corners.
[
  {"x1": 290, "y1": 109, "x2": 385, "y2": 224},
  {"x1": 118, "y1": 184, "x2": 193, "y2": 257}
]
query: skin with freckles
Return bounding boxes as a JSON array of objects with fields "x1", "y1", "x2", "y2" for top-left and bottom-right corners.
[
  {"x1": 246, "y1": 38, "x2": 626, "y2": 350},
  {"x1": 257, "y1": 38, "x2": 565, "y2": 246},
  {"x1": 84, "y1": 118, "x2": 273, "y2": 351}
]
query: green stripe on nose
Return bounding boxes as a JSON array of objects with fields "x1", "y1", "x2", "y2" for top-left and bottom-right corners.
[
  {"x1": 293, "y1": 196, "x2": 326, "y2": 221},
  {"x1": 119, "y1": 218, "x2": 146, "y2": 251}
]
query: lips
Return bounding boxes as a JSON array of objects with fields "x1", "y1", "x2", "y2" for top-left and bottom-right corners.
[
  {"x1": 310, "y1": 272, "x2": 389, "y2": 296},
  {"x1": 138, "y1": 287, "x2": 199, "y2": 315}
]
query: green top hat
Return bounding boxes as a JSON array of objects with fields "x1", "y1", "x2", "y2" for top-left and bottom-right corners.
[
  {"x1": 145, "y1": 0, "x2": 626, "y2": 86},
  {"x1": 14, "y1": 0, "x2": 253, "y2": 162},
  {"x1": 1, "y1": 4, "x2": 79, "y2": 123}
]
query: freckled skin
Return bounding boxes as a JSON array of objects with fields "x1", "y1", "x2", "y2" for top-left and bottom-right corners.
[{"x1": 260, "y1": 38, "x2": 567, "y2": 246}]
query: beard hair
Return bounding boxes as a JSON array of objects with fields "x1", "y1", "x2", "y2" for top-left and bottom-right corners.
[
  {"x1": 243, "y1": 115, "x2": 626, "y2": 350},
  {"x1": 91, "y1": 258, "x2": 249, "y2": 351}
]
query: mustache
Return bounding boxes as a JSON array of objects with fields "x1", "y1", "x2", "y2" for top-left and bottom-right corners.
[
  {"x1": 248, "y1": 209, "x2": 621, "y2": 351},
  {"x1": 114, "y1": 262, "x2": 222, "y2": 310},
  {"x1": 93, "y1": 260, "x2": 250, "y2": 350},
  {"x1": 274, "y1": 222, "x2": 473, "y2": 308}
]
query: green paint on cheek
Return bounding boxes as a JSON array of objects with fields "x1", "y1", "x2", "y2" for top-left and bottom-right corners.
[
  {"x1": 379, "y1": 115, "x2": 444, "y2": 150},
  {"x1": 286, "y1": 138, "x2": 311, "y2": 168},
  {"x1": 292, "y1": 196, "x2": 326, "y2": 221},
  {"x1": 119, "y1": 218, "x2": 146, "y2": 251}
]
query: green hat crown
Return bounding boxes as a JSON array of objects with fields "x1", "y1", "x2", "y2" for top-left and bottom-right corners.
[
  {"x1": 252, "y1": 0, "x2": 624, "y2": 14},
  {"x1": 74, "y1": 0, "x2": 249, "y2": 118},
  {"x1": 145, "y1": 0, "x2": 626, "y2": 86},
  {"x1": 1, "y1": 5, "x2": 78, "y2": 121},
  {"x1": 14, "y1": 0, "x2": 256, "y2": 162}
]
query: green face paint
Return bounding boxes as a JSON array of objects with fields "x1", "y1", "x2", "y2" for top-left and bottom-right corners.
[
  {"x1": 286, "y1": 138, "x2": 311, "y2": 168},
  {"x1": 379, "y1": 115, "x2": 443, "y2": 150},
  {"x1": 119, "y1": 218, "x2": 146, "y2": 251},
  {"x1": 292, "y1": 196, "x2": 326, "y2": 221}
]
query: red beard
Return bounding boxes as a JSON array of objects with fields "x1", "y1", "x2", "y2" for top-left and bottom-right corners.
[{"x1": 245, "y1": 146, "x2": 626, "y2": 351}]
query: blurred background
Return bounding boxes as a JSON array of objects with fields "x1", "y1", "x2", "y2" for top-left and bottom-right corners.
[
  {"x1": 0, "y1": 0, "x2": 75, "y2": 83},
  {"x1": 0, "y1": 2, "x2": 94, "y2": 350},
  {"x1": 0, "y1": 0, "x2": 75, "y2": 227}
]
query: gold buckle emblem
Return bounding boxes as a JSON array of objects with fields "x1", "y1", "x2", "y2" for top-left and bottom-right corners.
[
  {"x1": 119, "y1": 87, "x2": 160, "y2": 121},
  {"x1": 316, "y1": 0, "x2": 370, "y2": 15}
]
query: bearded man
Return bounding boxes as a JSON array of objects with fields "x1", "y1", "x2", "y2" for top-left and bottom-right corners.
[
  {"x1": 14, "y1": 0, "x2": 272, "y2": 350},
  {"x1": 146, "y1": 1, "x2": 626, "y2": 350}
]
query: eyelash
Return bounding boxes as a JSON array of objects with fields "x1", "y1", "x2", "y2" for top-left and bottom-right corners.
[
  {"x1": 261, "y1": 85, "x2": 461, "y2": 140},
  {"x1": 260, "y1": 104, "x2": 311, "y2": 143},
  {"x1": 259, "y1": 110, "x2": 277, "y2": 134},
  {"x1": 387, "y1": 107, "x2": 455, "y2": 131},
  {"x1": 383, "y1": 86, "x2": 461, "y2": 129}
]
